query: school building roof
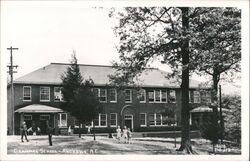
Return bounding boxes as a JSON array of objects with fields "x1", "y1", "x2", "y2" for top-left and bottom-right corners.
[{"x1": 13, "y1": 63, "x2": 203, "y2": 88}]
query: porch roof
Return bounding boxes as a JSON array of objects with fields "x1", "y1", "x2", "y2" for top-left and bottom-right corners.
[
  {"x1": 15, "y1": 104, "x2": 64, "y2": 113},
  {"x1": 190, "y1": 106, "x2": 230, "y2": 113}
]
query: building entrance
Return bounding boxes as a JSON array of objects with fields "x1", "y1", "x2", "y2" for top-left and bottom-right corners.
[{"x1": 124, "y1": 115, "x2": 133, "y2": 131}]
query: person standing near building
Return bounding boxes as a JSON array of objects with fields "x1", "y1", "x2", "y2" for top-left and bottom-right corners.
[
  {"x1": 122, "y1": 126, "x2": 128, "y2": 143},
  {"x1": 46, "y1": 121, "x2": 53, "y2": 146},
  {"x1": 127, "y1": 128, "x2": 132, "y2": 144},
  {"x1": 116, "y1": 126, "x2": 122, "y2": 143},
  {"x1": 20, "y1": 121, "x2": 29, "y2": 142},
  {"x1": 68, "y1": 125, "x2": 71, "y2": 135}
]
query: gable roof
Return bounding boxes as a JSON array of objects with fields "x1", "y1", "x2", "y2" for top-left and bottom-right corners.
[{"x1": 14, "y1": 63, "x2": 201, "y2": 88}]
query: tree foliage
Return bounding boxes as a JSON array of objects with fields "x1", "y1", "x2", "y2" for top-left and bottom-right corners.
[
  {"x1": 60, "y1": 53, "x2": 100, "y2": 126},
  {"x1": 109, "y1": 7, "x2": 241, "y2": 153},
  {"x1": 222, "y1": 94, "x2": 241, "y2": 146}
]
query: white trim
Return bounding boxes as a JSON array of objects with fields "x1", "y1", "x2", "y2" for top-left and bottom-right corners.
[
  {"x1": 54, "y1": 87, "x2": 64, "y2": 102},
  {"x1": 23, "y1": 114, "x2": 32, "y2": 120},
  {"x1": 58, "y1": 113, "x2": 67, "y2": 127},
  {"x1": 193, "y1": 90, "x2": 201, "y2": 103},
  {"x1": 95, "y1": 113, "x2": 107, "y2": 127},
  {"x1": 40, "y1": 86, "x2": 50, "y2": 102},
  {"x1": 168, "y1": 89, "x2": 176, "y2": 103},
  {"x1": 23, "y1": 86, "x2": 32, "y2": 101},
  {"x1": 148, "y1": 90, "x2": 168, "y2": 103},
  {"x1": 109, "y1": 88, "x2": 117, "y2": 103},
  {"x1": 125, "y1": 89, "x2": 132, "y2": 103},
  {"x1": 139, "y1": 113, "x2": 147, "y2": 127},
  {"x1": 149, "y1": 113, "x2": 166, "y2": 126},
  {"x1": 40, "y1": 114, "x2": 50, "y2": 120},
  {"x1": 110, "y1": 113, "x2": 117, "y2": 127},
  {"x1": 124, "y1": 114, "x2": 133, "y2": 130},
  {"x1": 139, "y1": 89, "x2": 146, "y2": 103}
]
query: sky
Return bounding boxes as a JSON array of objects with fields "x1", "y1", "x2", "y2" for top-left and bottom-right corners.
[{"x1": 1, "y1": 1, "x2": 242, "y2": 95}]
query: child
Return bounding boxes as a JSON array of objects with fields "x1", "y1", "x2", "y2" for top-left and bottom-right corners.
[
  {"x1": 122, "y1": 126, "x2": 128, "y2": 143},
  {"x1": 127, "y1": 128, "x2": 132, "y2": 144},
  {"x1": 116, "y1": 126, "x2": 122, "y2": 143}
]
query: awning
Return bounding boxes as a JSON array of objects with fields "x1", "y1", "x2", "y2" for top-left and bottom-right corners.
[
  {"x1": 15, "y1": 104, "x2": 64, "y2": 113},
  {"x1": 190, "y1": 106, "x2": 230, "y2": 113}
]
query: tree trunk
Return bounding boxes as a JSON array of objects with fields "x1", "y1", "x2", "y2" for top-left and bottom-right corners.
[
  {"x1": 212, "y1": 71, "x2": 220, "y2": 143},
  {"x1": 177, "y1": 7, "x2": 193, "y2": 154}
]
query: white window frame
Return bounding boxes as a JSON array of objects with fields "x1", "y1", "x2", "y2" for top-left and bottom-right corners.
[
  {"x1": 193, "y1": 90, "x2": 201, "y2": 103},
  {"x1": 24, "y1": 115, "x2": 32, "y2": 120},
  {"x1": 139, "y1": 113, "x2": 147, "y2": 127},
  {"x1": 93, "y1": 113, "x2": 107, "y2": 127},
  {"x1": 109, "y1": 88, "x2": 117, "y2": 103},
  {"x1": 54, "y1": 87, "x2": 64, "y2": 102},
  {"x1": 148, "y1": 90, "x2": 168, "y2": 103},
  {"x1": 125, "y1": 89, "x2": 132, "y2": 103},
  {"x1": 58, "y1": 113, "x2": 67, "y2": 127},
  {"x1": 110, "y1": 113, "x2": 117, "y2": 127},
  {"x1": 40, "y1": 114, "x2": 50, "y2": 120},
  {"x1": 139, "y1": 89, "x2": 146, "y2": 103},
  {"x1": 149, "y1": 113, "x2": 168, "y2": 127},
  {"x1": 23, "y1": 86, "x2": 32, "y2": 101},
  {"x1": 94, "y1": 88, "x2": 107, "y2": 103},
  {"x1": 168, "y1": 90, "x2": 176, "y2": 103},
  {"x1": 40, "y1": 86, "x2": 50, "y2": 102}
]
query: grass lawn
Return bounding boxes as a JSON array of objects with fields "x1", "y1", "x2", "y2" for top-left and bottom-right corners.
[{"x1": 7, "y1": 135, "x2": 241, "y2": 155}]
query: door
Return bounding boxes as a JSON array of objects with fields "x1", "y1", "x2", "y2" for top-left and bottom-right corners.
[{"x1": 124, "y1": 115, "x2": 133, "y2": 131}]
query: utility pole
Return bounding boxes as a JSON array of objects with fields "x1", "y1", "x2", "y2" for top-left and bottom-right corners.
[
  {"x1": 7, "y1": 46, "x2": 18, "y2": 135},
  {"x1": 219, "y1": 85, "x2": 223, "y2": 143}
]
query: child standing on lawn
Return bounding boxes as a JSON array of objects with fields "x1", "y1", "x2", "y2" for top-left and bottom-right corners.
[
  {"x1": 116, "y1": 126, "x2": 122, "y2": 143},
  {"x1": 122, "y1": 126, "x2": 128, "y2": 143},
  {"x1": 127, "y1": 128, "x2": 132, "y2": 144}
]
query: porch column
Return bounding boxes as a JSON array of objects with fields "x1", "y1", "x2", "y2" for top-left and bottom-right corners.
[{"x1": 189, "y1": 113, "x2": 192, "y2": 125}]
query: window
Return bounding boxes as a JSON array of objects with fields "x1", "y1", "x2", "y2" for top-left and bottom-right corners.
[
  {"x1": 193, "y1": 91, "x2": 201, "y2": 103},
  {"x1": 110, "y1": 113, "x2": 117, "y2": 127},
  {"x1": 24, "y1": 115, "x2": 32, "y2": 120},
  {"x1": 109, "y1": 89, "x2": 117, "y2": 103},
  {"x1": 23, "y1": 86, "x2": 31, "y2": 101},
  {"x1": 148, "y1": 90, "x2": 167, "y2": 103},
  {"x1": 100, "y1": 89, "x2": 107, "y2": 102},
  {"x1": 93, "y1": 88, "x2": 107, "y2": 102},
  {"x1": 125, "y1": 89, "x2": 132, "y2": 103},
  {"x1": 149, "y1": 114, "x2": 155, "y2": 126},
  {"x1": 54, "y1": 87, "x2": 64, "y2": 102},
  {"x1": 93, "y1": 114, "x2": 107, "y2": 127},
  {"x1": 40, "y1": 87, "x2": 50, "y2": 101},
  {"x1": 155, "y1": 90, "x2": 161, "y2": 102},
  {"x1": 40, "y1": 115, "x2": 50, "y2": 120},
  {"x1": 168, "y1": 90, "x2": 176, "y2": 103},
  {"x1": 156, "y1": 114, "x2": 162, "y2": 125},
  {"x1": 138, "y1": 89, "x2": 146, "y2": 103},
  {"x1": 58, "y1": 113, "x2": 67, "y2": 127},
  {"x1": 148, "y1": 90, "x2": 154, "y2": 102},
  {"x1": 201, "y1": 91, "x2": 211, "y2": 103},
  {"x1": 140, "y1": 113, "x2": 147, "y2": 126},
  {"x1": 149, "y1": 113, "x2": 165, "y2": 126},
  {"x1": 161, "y1": 90, "x2": 167, "y2": 102}
]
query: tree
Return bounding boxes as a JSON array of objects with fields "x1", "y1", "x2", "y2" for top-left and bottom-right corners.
[
  {"x1": 60, "y1": 53, "x2": 101, "y2": 138},
  {"x1": 109, "y1": 7, "x2": 204, "y2": 153},
  {"x1": 222, "y1": 94, "x2": 241, "y2": 146},
  {"x1": 109, "y1": 7, "x2": 240, "y2": 153},
  {"x1": 191, "y1": 7, "x2": 241, "y2": 143}
]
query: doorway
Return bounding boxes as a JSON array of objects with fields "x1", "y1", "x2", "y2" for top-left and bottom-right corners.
[{"x1": 124, "y1": 114, "x2": 133, "y2": 131}]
